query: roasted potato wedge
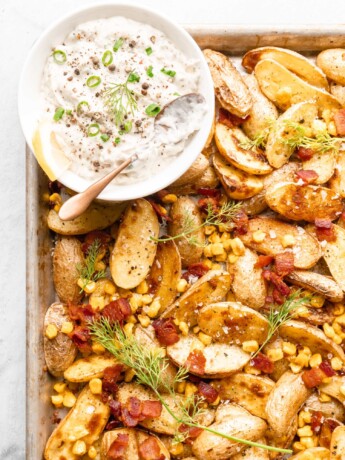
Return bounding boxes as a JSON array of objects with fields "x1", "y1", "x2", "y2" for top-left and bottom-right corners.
[
  {"x1": 47, "y1": 202, "x2": 125, "y2": 235},
  {"x1": 170, "y1": 154, "x2": 209, "y2": 188},
  {"x1": 290, "y1": 447, "x2": 330, "y2": 460},
  {"x1": 239, "y1": 217, "x2": 321, "y2": 269},
  {"x1": 167, "y1": 333, "x2": 250, "y2": 378},
  {"x1": 329, "y1": 152, "x2": 345, "y2": 197},
  {"x1": 320, "y1": 376, "x2": 345, "y2": 404},
  {"x1": 266, "y1": 415, "x2": 298, "y2": 459},
  {"x1": 302, "y1": 150, "x2": 336, "y2": 185},
  {"x1": 232, "y1": 440, "x2": 270, "y2": 460},
  {"x1": 243, "y1": 47, "x2": 329, "y2": 89},
  {"x1": 265, "y1": 102, "x2": 318, "y2": 169},
  {"x1": 53, "y1": 236, "x2": 84, "y2": 304},
  {"x1": 168, "y1": 165, "x2": 219, "y2": 196},
  {"x1": 265, "y1": 371, "x2": 311, "y2": 436},
  {"x1": 168, "y1": 196, "x2": 205, "y2": 268},
  {"x1": 212, "y1": 373, "x2": 274, "y2": 419},
  {"x1": 304, "y1": 393, "x2": 345, "y2": 422},
  {"x1": 279, "y1": 320, "x2": 345, "y2": 360},
  {"x1": 198, "y1": 302, "x2": 269, "y2": 344},
  {"x1": 227, "y1": 247, "x2": 267, "y2": 309},
  {"x1": 255, "y1": 59, "x2": 341, "y2": 111},
  {"x1": 110, "y1": 199, "x2": 159, "y2": 289},
  {"x1": 64, "y1": 354, "x2": 119, "y2": 382},
  {"x1": 44, "y1": 302, "x2": 77, "y2": 377},
  {"x1": 330, "y1": 426, "x2": 345, "y2": 459},
  {"x1": 44, "y1": 387, "x2": 110, "y2": 460},
  {"x1": 242, "y1": 74, "x2": 279, "y2": 139},
  {"x1": 213, "y1": 152, "x2": 264, "y2": 200},
  {"x1": 331, "y1": 83, "x2": 345, "y2": 107},
  {"x1": 286, "y1": 270, "x2": 343, "y2": 302},
  {"x1": 192, "y1": 403, "x2": 267, "y2": 460},
  {"x1": 215, "y1": 124, "x2": 272, "y2": 175},
  {"x1": 204, "y1": 49, "x2": 252, "y2": 117},
  {"x1": 161, "y1": 270, "x2": 231, "y2": 327},
  {"x1": 266, "y1": 182, "x2": 342, "y2": 222},
  {"x1": 317, "y1": 49, "x2": 345, "y2": 85}
]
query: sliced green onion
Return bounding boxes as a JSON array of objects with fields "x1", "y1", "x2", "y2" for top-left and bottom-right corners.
[
  {"x1": 86, "y1": 76, "x2": 101, "y2": 88},
  {"x1": 53, "y1": 107, "x2": 65, "y2": 121},
  {"x1": 145, "y1": 47, "x2": 153, "y2": 55},
  {"x1": 161, "y1": 68, "x2": 176, "y2": 77},
  {"x1": 100, "y1": 133, "x2": 110, "y2": 142},
  {"x1": 88, "y1": 123, "x2": 100, "y2": 137},
  {"x1": 66, "y1": 109, "x2": 73, "y2": 116},
  {"x1": 102, "y1": 50, "x2": 113, "y2": 67},
  {"x1": 173, "y1": 92, "x2": 180, "y2": 96},
  {"x1": 52, "y1": 50, "x2": 67, "y2": 64},
  {"x1": 113, "y1": 38, "x2": 124, "y2": 52},
  {"x1": 124, "y1": 121, "x2": 133, "y2": 133},
  {"x1": 146, "y1": 65, "x2": 154, "y2": 78},
  {"x1": 118, "y1": 130, "x2": 124, "y2": 136},
  {"x1": 114, "y1": 137, "x2": 121, "y2": 144},
  {"x1": 76, "y1": 101, "x2": 90, "y2": 115},
  {"x1": 145, "y1": 104, "x2": 161, "y2": 117},
  {"x1": 128, "y1": 72, "x2": 140, "y2": 83}
]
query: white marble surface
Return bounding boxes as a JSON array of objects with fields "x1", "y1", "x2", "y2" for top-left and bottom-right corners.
[{"x1": 0, "y1": 0, "x2": 344, "y2": 457}]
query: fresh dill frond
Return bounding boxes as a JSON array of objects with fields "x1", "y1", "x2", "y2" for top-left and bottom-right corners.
[
  {"x1": 239, "y1": 128, "x2": 270, "y2": 150},
  {"x1": 103, "y1": 73, "x2": 139, "y2": 126},
  {"x1": 77, "y1": 239, "x2": 106, "y2": 291}
]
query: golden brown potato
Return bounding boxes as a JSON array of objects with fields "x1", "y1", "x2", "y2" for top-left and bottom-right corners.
[
  {"x1": 44, "y1": 302, "x2": 77, "y2": 377},
  {"x1": 232, "y1": 439, "x2": 270, "y2": 460},
  {"x1": 290, "y1": 447, "x2": 330, "y2": 460},
  {"x1": 317, "y1": 49, "x2": 345, "y2": 85},
  {"x1": 254, "y1": 59, "x2": 341, "y2": 111},
  {"x1": 161, "y1": 270, "x2": 231, "y2": 327},
  {"x1": 266, "y1": 415, "x2": 298, "y2": 459},
  {"x1": 330, "y1": 426, "x2": 345, "y2": 459},
  {"x1": 302, "y1": 150, "x2": 336, "y2": 185},
  {"x1": 304, "y1": 393, "x2": 345, "y2": 422},
  {"x1": 198, "y1": 302, "x2": 269, "y2": 344},
  {"x1": 320, "y1": 376, "x2": 345, "y2": 404},
  {"x1": 215, "y1": 124, "x2": 272, "y2": 175},
  {"x1": 53, "y1": 236, "x2": 84, "y2": 304},
  {"x1": 168, "y1": 165, "x2": 220, "y2": 196},
  {"x1": 330, "y1": 83, "x2": 345, "y2": 106},
  {"x1": 44, "y1": 387, "x2": 110, "y2": 460},
  {"x1": 110, "y1": 199, "x2": 159, "y2": 289},
  {"x1": 47, "y1": 202, "x2": 125, "y2": 235},
  {"x1": 213, "y1": 153, "x2": 264, "y2": 200},
  {"x1": 204, "y1": 49, "x2": 252, "y2": 117},
  {"x1": 170, "y1": 154, "x2": 209, "y2": 188},
  {"x1": 168, "y1": 196, "x2": 205, "y2": 268},
  {"x1": 286, "y1": 270, "x2": 343, "y2": 302},
  {"x1": 239, "y1": 217, "x2": 321, "y2": 269},
  {"x1": 64, "y1": 354, "x2": 119, "y2": 382},
  {"x1": 329, "y1": 151, "x2": 345, "y2": 197},
  {"x1": 265, "y1": 182, "x2": 342, "y2": 222}
]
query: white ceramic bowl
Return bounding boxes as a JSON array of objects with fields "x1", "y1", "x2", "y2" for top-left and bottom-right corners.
[{"x1": 18, "y1": 2, "x2": 214, "y2": 201}]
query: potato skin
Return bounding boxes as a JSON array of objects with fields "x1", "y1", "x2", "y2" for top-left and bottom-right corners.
[
  {"x1": 317, "y1": 48, "x2": 345, "y2": 85},
  {"x1": 53, "y1": 236, "x2": 84, "y2": 304},
  {"x1": 44, "y1": 302, "x2": 77, "y2": 377},
  {"x1": 286, "y1": 270, "x2": 343, "y2": 302},
  {"x1": 170, "y1": 154, "x2": 209, "y2": 187}
]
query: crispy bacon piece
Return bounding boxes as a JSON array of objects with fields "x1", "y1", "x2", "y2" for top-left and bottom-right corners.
[
  {"x1": 197, "y1": 188, "x2": 221, "y2": 198},
  {"x1": 262, "y1": 270, "x2": 291, "y2": 296},
  {"x1": 70, "y1": 326, "x2": 92, "y2": 353},
  {"x1": 319, "y1": 361, "x2": 336, "y2": 377},
  {"x1": 254, "y1": 255, "x2": 274, "y2": 268},
  {"x1": 179, "y1": 423, "x2": 203, "y2": 442},
  {"x1": 108, "y1": 399, "x2": 122, "y2": 418},
  {"x1": 296, "y1": 147, "x2": 315, "y2": 160},
  {"x1": 186, "y1": 350, "x2": 206, "y2": 375},
  {"x1": 251, "y1": 353, "x2": 274, "y2": 374},
  {"x1": 198, "y1": 196, "x2": 219, "y2": 214},
  {"x1": 296, "y1": 170, "x2": 319, "y2": 184},
  {"x1": 315, "y1": 219, "x2": 336, "y2": 243},
  {"x1": 182, "y1": 262, "x2": 210, "y2": 282},
  {"x1": 274, "y1": 252, "x2": 294, "y2": 277},
  {"x1": 198, "y1": 381, "x2": 219, "y2": 403},
  {"x1": 152, "y1": 318, "x2": 179, "y2": 346},
  {"x1": 69, "y1": 303, "x2": 95, "y2": 324},
  {"x1": 334, "y1": 109, "x2": 345, "y2": 136},
  {"x1": 127, "y1": 397, "x2": 142, "y2": 418},
  {"x1": 121, "y1": 397, "x2": 162, "y2": 427},
  {"x1": 82, "y1": 230, "x2": 111, "y2": 253},
  {"x1": 138, "y1": 437, "x2": 165, "y2": 460},
  {"x1": 121, "y1": 407, "x2": 140, "y2": 427},
  {"x1": 233, "y1": 210, "x2": 249, "y2": 236},
  {"x1": 148, "y1": 200, "x2": 172, "y2": 222},
  {"x1": 102, "y1": 299, "x2": 131, "y2": 324},
  {"x1": 103, "y1": 364, "x2": 123, "y2": 395},
  {"x1": 311, "y1": 410, "x2": 324, "y2": 434},
  {"x1": 105, "y1": 419, "x2": 122, "y2": 430},
  {"x1": 272, "y1": 288, "x2": 285, "y2": 305},
  {"x1": 141, "y1": 400, "x2": 163, "y2": 418},
  {"x1": 107, "y1": 433, "x2": 129, "y2": 460},
  {"x1": 218, "y1": 107, "x2": 247, "y2": 128},
  {"x1": 302, "y1": 366, "x2": 326, "y2": 388},
  {"x1": 319, "y1": 418, "x2": 341, "y2": 448}
]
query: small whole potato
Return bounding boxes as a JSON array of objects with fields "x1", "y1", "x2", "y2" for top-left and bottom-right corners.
[{"x1": 317, "y1": 48, "x2": 345, "y2": 85}]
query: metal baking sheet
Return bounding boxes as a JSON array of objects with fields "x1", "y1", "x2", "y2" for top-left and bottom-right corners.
[{"x1": 26, "y1": 25, "x2": 345, "y2": 459}]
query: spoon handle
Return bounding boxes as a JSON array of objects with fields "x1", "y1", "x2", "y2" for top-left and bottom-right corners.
[{"x1": 58, "y1": 154, "x2": 137, "y2": 221}]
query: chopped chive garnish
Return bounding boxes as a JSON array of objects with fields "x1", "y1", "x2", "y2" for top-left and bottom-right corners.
[
  {"x1": 146, "y1": 65, "x2": 154, "y2": 78},
  {"x1": 145, "y1": 104, "x2": 161, "y2": 117},
  {"x1": 124, "y1": 120, "x2": 132, "y2": 133},
  {"x1": 161, "y1": 68, "x2": 176, "y2": 77},
  {"x1": 52, "y1": 50, "x2": 67, "y2": 64},
  {"x1": 53, "y1": 107, "x2": 65, "y2": 121},
  {"x1": 173, "y1": 92, "x2": 180, "y2": 96},
  {"x1": 128, "y1": 72, "x2": 140, "y2": 83},
  {"x1": 145, "y1": 47, "x2": 153, "y2": 55},
  {"x1": 102, "y1": 50, "x2": 113, "y2": 67},
  {"x1": 66, "y1": 109, "x2": 73, "y2": 116},
  {"x1": 86, "y1": 76, "x2": 101, "y2": 88},
  {"x1": 113, "y1": 38, "x2": 124, "y2": 52},
  {"x1": 100, "y1": 133, "x2": 110, "y2": 142},
  {"x1": 76, "y1": 101, "x2": 90, "y2": 115},
  {"x1": 114, "y1": 137, "x2": 121, "y2": 144},
  {"x1": 88, "y1": 123, "x2": 100, "y2": 137}
]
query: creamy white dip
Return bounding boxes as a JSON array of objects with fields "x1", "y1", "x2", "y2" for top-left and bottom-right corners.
[{"x1": 40, "y1": 16, "x2": 205, "y2": 184}]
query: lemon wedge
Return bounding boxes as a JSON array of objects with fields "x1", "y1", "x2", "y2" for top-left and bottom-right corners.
[{"x1": 32, "y1": 122, "x2": 71, "y2": 181}]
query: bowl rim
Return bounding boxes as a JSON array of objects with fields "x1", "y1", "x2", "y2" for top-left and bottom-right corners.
[{"x1": 18, "y1": 1, "x2": 214, "y2": 201}]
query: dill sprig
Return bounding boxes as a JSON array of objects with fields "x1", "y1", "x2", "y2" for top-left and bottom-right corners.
[
  {"x1": 283, "y1": 121, "x2": 342, "y2": 154},
  {"x1": 239, "y1": 128, "x2": 270, "y2": 150},
  {"x1": 103, "y1": 73, "x2": 139, "y2": 126},
  {"x1": 152, "y1": 200, "x2": 243, "y2": 245},
  {"x1": 77, "y1": 239, "x2": 106, "y2": 291},
  {"x1": 89, "y1": 317, "x2": 292, "y2": 455}
]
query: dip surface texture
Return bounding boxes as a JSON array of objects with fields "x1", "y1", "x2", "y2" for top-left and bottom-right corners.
[{"x1": 40, "y1": 16, "x2": 202, "y2": 184}]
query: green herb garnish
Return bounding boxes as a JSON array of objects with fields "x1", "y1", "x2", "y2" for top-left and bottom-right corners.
[
  {"x1": 87, "y1": 123, "x2": 100, "y2": 137},
  {"x1": 86, "y1": 76, "x2": 101, "y2": 88},
  {"x1": 146, "y1": 66, "x2": 154, "y2": 78},
  {"x1": 113, "y1": 38, "x2": 124, "y2": 52},
  {"x1": 52, "y1": 50, "x2": 67, "y2": 64},
  {"x1": 114, "y1": 137, "x2": 121, "y2": 144},
  {"x1": 102, "y1": 50, "x2": 113, "y2": 67},
  {"x1": 103, "y1": 74, "x2": 138, "y2": 126},
  {"x1": 53, "y1": 107, "x2": 65, "y2": 121},
  {"x1": 161, "y1": 67, "x2": 176, "y2": 78},
  {"x1": 100, "y1": 133, "x2": 110, "y2": 142},
  {"x1": 76, "y1": 101, "x2": 90, "y2": 115},
  {"x1": 76, "y1": 239, "x2": 106, "y2": 291},
  {"x1": 145, "y1": 103, "x2": 161, "y2": 117},
  {"x1": 128, "y1": 72, "x2": 140, "y2": 83},
  {"x1": 145, "y1": 47, "x2": 153, "y2": 55}
]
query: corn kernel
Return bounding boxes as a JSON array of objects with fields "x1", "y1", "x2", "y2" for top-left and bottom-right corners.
[
  {"x1": 51, "y1": 394, "x2": 63, "y2": 407},
  {"x1": 290, "y1": 362, "x2": 303, "y2": 374},
  {"x1": 127, "y1": 315, "x2": 137, "y2": 324},
  {"x1": 322, "y1": 109, "x2": 332, "y2": 123},
  {"x1": 294, "y1": 352, "x2": 310, "y2": 368},
  {"x1": 68, "y1": 426, "x2": 89, "y2": 442},
  {"x1": 193, "y1": 326, "x2": 200, "y2": 334},
  {"x1": 203, "y1": 245, "x2": 213, "y2": 258},
  {"x1": 177, "y1": 381, "x2": 186, "y2": 393},
  {"x1": 281, "y1": 234, "x2": 296, "y2": 248},
  {"x1": 331, "y1": 357, "x2": 343, "y2": 371},
  {"x1": 322, "y1": 377, "x2": 332, "y2": 384},
  {"x1": 63, "y1": 391, "x2": 77, "y2": 408},
  {"x1": 104, "y1": 280, "x2": 116, "y2": 295},
  {"x1": 49, "y1": 193, "x2": 62, "y2": 204},
  {"x1": 333, "y1": 322, "x2": 343, "y2": 335},
  {"x1": 198, "y1": 332, "x2": 212, "y2": 346},
  {"x1": 204, "y1": 225, "x2": 216, "y2": 235},
  {"x1": 88, "y1": 446, "x2": 97, "y2": 459},
  {"x1": 230, "y1": 237, "x2": 245, "y2": 256},
  {"x1": 242, "y1": 340, "x2": 259, "y2": 353},
  {"x1": 293, "y1": 441, "x2": 306, "y2": 453},
  {"x1": 54, "y1": 382, "x2": 66, "y2": 394},
  {"x1": 295, "y1": 305, "x2": 309, "y2": 318},
  {"x1": 179, "y1": 321, "x2": 189, "y2": 336},
  {"x1": 267, "y1": 348, "x2": 284, "y2": 362},
  {"x1": 91, "y1": 342, "x2": 105, "y2": 354},
  {"x1": 169, "y1": 443, "x2": 184, "y2": 455},
  {"x1": 185, "y1": 382, "x2": 198, "y2": 397},
  {"x1": 319, "y1": 392, "x2": 331, "y2": 402},
  {"x1": 212, "y1": 263, "x2": 222, "y2": 270},
  {"x1": 94, "y1": 261, "x2": 106, "y2": 272},
  {"x1": 123, "y1": 322, "x2": 134, "y2": 338},
  {"x1": 72, "y1": 440, "x2": 87, "y2": 456},
  {"x1": 141, "y1": 294, "x2": 153, "y2": 305},
  {"x1": 208, "y1": 232, "x2": 221, "y2": 243},
  {"x1": 144, "y1": 299, "x2": 161, "y2": 318},
  {"x1": 222, "y1": 239, "x2": 233, "y2": 251},
  {"x1": 215, "y1": 252, "x2": 228, "y2": 262},
  {"x1": 310, "y1": 294, "x2": 325, "y2": 309},
  {"x1": 333, "y1": 304, "x2": 345, "y2": 316},
  {"x1": 328, "y1": 121, "x2": 337, "y2": 136},
  {"x1": 299, "y1": 410, "x2": 312, "y2": 427},
  {"x1": 45, "y1": 324, "x2": 58, "y2": 340},
  {"x1": 89, "y1": 378, "x2": 102, "y2": 395},
  {"x1": 77, "y1": 278, "x2": 96, "y2": 294},
  {"x1": 162, "y1": 193, "x2": 177, "y2": 204},
  {"x1": 312, "y1": 119, "x2": 327, "y2": 135},
  {"x1": 244, "y1": 363, "x2": 261, "y2": 375},
  {"x1": 124, "y1": 368, "x2": 136, "y2": 383},
  {"x1": 176, "y1": 279, "x2": 188, "y2": 293},
  {"x1": 130, "y1": 293, "x2": 143, "y2": 312},
  {"x1": 335, "y1": 314, "x2": 345, "y2": 326},
  {"x1": 202, "y1": 259, "x2": 213, "y2": 269},
  {"x1": 282, "y1": 341, "x2": 297, "y2": 356},
  {"x1": 340, "y1": 384, "x2": 345, "y2": 396},
  {"x1": 252, "y1": 231, "x2": 266, "y2": 243},
  {"x1": 138, "y1": 314, "x2": 150, "y2": 328},
  {"x1": 89, "y1": 295, "x2": 106, "y2": 311},
  {"x1": 299, "y1": 437, "x2": 314, "y2": 449},
  {"x1": 220, "y1": 232, "x2": 231, "y2": 242},
  {"x1": 333, "y1": 334, "x2": 343, "y2": 345},
  {"x1": 298, "y1": 426, "x2": 313, "y2": 437},
  {"x1": 136, "y1": 280, "x2": 149, "y2": 294},
  {"x1": 210, "y1": 242, "x2": 225, "y2": 256},
  {"x1": 323, "y1": 323, "x2": 335, "y2": 338},
  {"x1": 309, "y1": 353, "x2": 322, "y2": 368},
  {"x1": 61, "y1": 321, "x2": 74, "y2": 334},
  {"x1": 228, "y1": 254, "x2": 238, "y2": 264}
]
